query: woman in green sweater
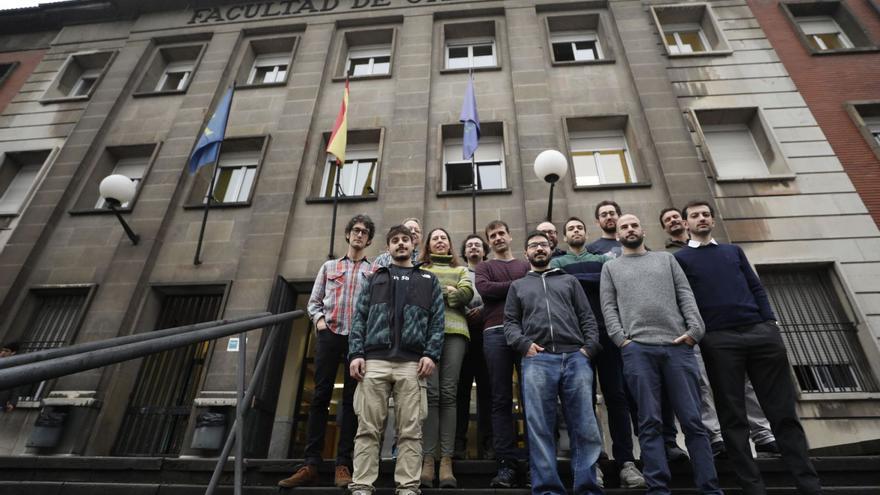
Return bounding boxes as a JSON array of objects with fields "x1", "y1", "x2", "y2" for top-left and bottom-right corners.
[{"x1": 418, "y1": 227, "x2": 473, "y2": 489}]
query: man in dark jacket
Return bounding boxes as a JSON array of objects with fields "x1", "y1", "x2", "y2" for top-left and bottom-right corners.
[
  {"x1": 504, "y1": 231, "x2": 603, "y2": 495},
  {"x1": 348, "y1": 224, "x2": 445, "y2": 495}
]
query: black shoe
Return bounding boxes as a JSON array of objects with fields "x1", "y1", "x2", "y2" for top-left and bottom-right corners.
[
  {"x1": 711, "y1": 441, "x2": 727, "y2": 459},
  {"x1": 490, "y1": 466, "x2": 518, "y2": 488},
  {"x1": 666, "y1": 442, "x2": 689, "y2": 462},
  {"x1": 755, "y1": 441, "x2": 780, "y2": 457},
  {"x1": 598, "y1": 450, "x2": 609, "y2": 460}
]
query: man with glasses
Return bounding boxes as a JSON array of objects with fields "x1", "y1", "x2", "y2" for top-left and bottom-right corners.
[
  {"x1": 279, "y1": 215, "x2": 376, "y2": 488},
  {"x1": 537, "y1": 221, "x2": 566, "y2": 258}
]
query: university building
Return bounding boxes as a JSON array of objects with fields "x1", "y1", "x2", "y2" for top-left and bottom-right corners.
[{"x1": 0, "y1": 0, "x2": 878, "y2": 462}]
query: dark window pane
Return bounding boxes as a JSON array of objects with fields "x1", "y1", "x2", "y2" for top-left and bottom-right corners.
[
  {"x1": 552, "y1": 42, "x2": 575, "y2": 62},
  {"x1": 445, "y1": 162, "x2": 473, "y2": 191}
]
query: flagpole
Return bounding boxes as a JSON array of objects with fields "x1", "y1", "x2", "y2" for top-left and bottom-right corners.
[
  {"x1": 327, "y1": 161, "x2": 342, "y2": 260},
  {"x1": 194, "y1": 83, "x2": 235, "y2": 266},
  {"x1": 471, "y1": 156, "x2": 477, "y2": 234}
]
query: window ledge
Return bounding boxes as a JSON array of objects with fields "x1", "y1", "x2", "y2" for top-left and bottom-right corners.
[
  {"x1": 305, "y1": 194, "x2": 379, "y2": 204},
  {"x1": 235, "y1": 81, "x2": 289, "y2": 90},
  {"x1": 573, "y1": 181, "x2": 652, "y2": 191},
  {"x1": 133, "y1": 88, "x2": 189, "y2": 98},
  {"x1": 666, "y1": 49, "x2": 733, "y2": 58},
  {"x1": 69, "y1": 207, "x2": 133, "y2": 216},
  {"x1": 798, "y1": 392, "x2": 880, "y2": 401},
  {"x1": 331, "y1": 74, "x2": 392, "y2": 82},
  {"x1": 14, "y1": 400, "x2": 41, "y2": 409},
  {"x1": 40, "y1": 94, "x2": 91, "y2": 105},
  {"x1": 809, "y1": 46, "x2": 880, "y2": 56},
  {"x1": 551, "y1": 58, "x2": 616, "y2": 67},
  {"x1": 183, "y1": 201, "x2": 252, "y2": 210},
  {"x1": 440, "y1": 65, "x2": 502, "y2": 75},
  {"x1": 714, "y1": 173, "x2": 796, "y2": 183},
  {"x1": 436, "y1": 188, "x2": 512, "y2": 197}
]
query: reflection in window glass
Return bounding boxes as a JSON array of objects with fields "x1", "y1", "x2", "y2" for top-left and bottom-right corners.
[{"x1": 570, "y1": 130, "x2": 636, "y2": 186}]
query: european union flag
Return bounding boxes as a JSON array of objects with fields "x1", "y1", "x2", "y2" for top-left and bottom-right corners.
[
  {"x1": 188, "y1": 86, "x2": 234, "y2": 175},
  {"x1": 459, "y1": 75, "x2": 480, "y2": 160}
]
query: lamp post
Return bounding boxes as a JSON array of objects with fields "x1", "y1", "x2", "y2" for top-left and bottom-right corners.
[
  {"x1": 533, "y1": 149, "x2": 568, "y2": 222},
  {"x1": 99, "y1": 174, "x2": 140, "y2": 245}
]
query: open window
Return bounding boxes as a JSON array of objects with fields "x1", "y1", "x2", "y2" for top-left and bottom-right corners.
[
  {"x1": 691, "y1": 107, "x2": 794, "y2": 181},
  {"x1": 185, "y1": 136, "x2": 268, "y2": 207},
  {"x1": 71, "y1": 144, "x2": 159, "y2": 213},
  {"x1": 0, "y1": 149, "x2": 55, "y2": 217},
  {"x1": 441, "y1": 122, "x2": 507, "y2": 192},
  {"x1": 0, "y1": 62, "x2": 17, "y2": 87},
  {"x1": 651, "y1": 3, "x2": 732, "y2": 56},
  {"x1": 237, "y1": 35, "x2": 297, "y2": 87},
  {"x1": 846, "y1": 102, "x2": 880, "y2": 161},
  {"x1": 545, "y1": 13, "x2": 613, "y2": 64},
  {"x1": 41, "y1": 51, "x2": 115, "y2": 102},
  {"x1": 317, "y1": 129, "x2": 382, "y2": 199},
  {"x1": 335, "y1": 28, "x2": 395, "y2": 80},
  {"x1": 782, "y1": 1, "x2": 877, "y2": 54},
  {"x1": 442, "y1": 21, "x2": 498, "y2": 71},
  {"x1": 135, "y1": 43, "x2": 207, "y2": 96},
  {"x1": 565, "y1": 115, "x2": 647, "y2": 188}
]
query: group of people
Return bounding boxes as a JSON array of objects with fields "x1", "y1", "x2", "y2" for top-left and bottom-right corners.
[{"x1": 277, "y1": 199, "x2": 824, "y2": 495}]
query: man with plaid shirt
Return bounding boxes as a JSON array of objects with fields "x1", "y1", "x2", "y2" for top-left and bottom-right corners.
[{"x1": 278, "y1": 214, "x2": 376, "y2": 488}]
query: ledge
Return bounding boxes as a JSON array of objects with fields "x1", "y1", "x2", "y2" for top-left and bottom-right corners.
[
  {"x1": 573, "y1": 181, "x2": 652, "y2": 191},
  {"x1": 182, "y1": 201, "x2": 252, "y2": 210},
  {"x1": 550, "y1": 58, "x2": 616, "y2": 67},
  {"x1": 234, "y1": 81, "x2": 289, "y2": 90},
  {"x1": 40, "y1": 94, "x2": 90, "y2": 105},
  {"x1": 305, "y1": 194, "x2": 378, "y2": 204},
  {"x1": 665, "y1": 49, "x2": 733, "y2": 58},
  {"x1": 436, "y1": 188, "x2": 512, "y2": 197},
  {"x1": 439, "y1": 65, "x2": 502, "y2": 75},
  {"x1": 133, "y1": 88, "x2": 189, "y2": 98},
  {"x1": 331, "y1": 73, "x2": 392, "y2": 82},
  {"x1": 810, "y1": 46, "x2": 880, "y2": 56},
  {"x1": 714, "y1": 173, "x2": 796, "y2": 183}
]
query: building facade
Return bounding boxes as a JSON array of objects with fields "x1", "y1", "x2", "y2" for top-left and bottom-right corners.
[{"x1": 0, "y1": 0, "x2": 878, "y2": 458}]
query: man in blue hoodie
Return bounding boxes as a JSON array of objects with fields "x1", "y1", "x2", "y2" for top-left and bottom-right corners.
[{"x1": 504, "y1": 231, "x2": 603, "y2": 495}]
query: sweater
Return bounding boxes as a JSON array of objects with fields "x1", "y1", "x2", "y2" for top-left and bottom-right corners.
[
  {"x1": 549, "y1": 250, "x2": 610, "y2": 330},
  {"x1": 600, "y1": 251, "x2": 705, "y2": 347},
  {"x1": 423, "y1": 254, "x2": 474, "y2": 340},
  {"x1": 504, "y1": 269, "x2": 601, "y2": 358},
  {"x1": 586, "y1": 237, "x2": 622, "y2": 259},
  {"x1": 674, "y1": 242, "x2": 776, "y2": 332},
  {"x1": 475, "y1": 258, "x2": 530, "y2": 331}
]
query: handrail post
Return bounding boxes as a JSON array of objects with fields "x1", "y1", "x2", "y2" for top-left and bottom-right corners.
[{"x1": 234, "y1": 331, "x2": 245, "y2": 495}]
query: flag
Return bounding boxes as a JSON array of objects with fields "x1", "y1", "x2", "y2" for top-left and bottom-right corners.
[
  {"x1": 326, "y1": 79, "x2": 350, "y2": 165},
  {"x1": 459, "y1": 75, "x2": 480, "y2": 160},
  {"x1": 188, "y1": 86, "x2": 234, "y2": 175}
]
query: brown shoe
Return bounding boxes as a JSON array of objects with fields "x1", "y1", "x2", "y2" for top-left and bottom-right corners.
[
  {"x1": 420, "y1": 456, "x2": 435, "y2": 488},
  {"x1": 334, "y1": 465, "x2": 352, "y2": 488},
  {"x1": 439, "y1": 456, "x2": 457, "y2": 488},
  {"x1": 278, "y1": 464, "x2": 318, "y2": 488}
]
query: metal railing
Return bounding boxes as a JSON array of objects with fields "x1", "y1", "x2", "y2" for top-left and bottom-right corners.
[{"x1": 0, "y1": 309, "x2": 306, "y2": 495}]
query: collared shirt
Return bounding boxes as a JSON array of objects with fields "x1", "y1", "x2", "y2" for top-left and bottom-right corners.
[
  {"x1": 665, "y1": 238, "x2": 688, "y2": 251},
  {"x1": 307, "y1": 255, "x2": 372, "y2": 336},
  {"x1": 687, "y1": 238, "x2": 719, "y2": 248}
]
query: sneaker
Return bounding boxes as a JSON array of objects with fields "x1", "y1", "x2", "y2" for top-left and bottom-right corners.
[
  {"x1": 278, "y1": 464, "x2": 318, "y2": 488},
  {"x1": 595, "y1": 464, "x2": 604, "y2": 488},
  {"x1": 619, "y1": 461, "x2": 646, "y2": 488},
  {"x1": 666, "y1": 442, "x2": 689, "y2": 462},
  {"x1": 755, "y1": 441, "x2": 780, "y2": 457},
  {"x1": 351, "y1": 490, "x2": 372, "y2": 495},
  {"x1": 335, "y1": 465, "x2": 352, "y2": 488},
  {"x1": 490, "y1": 465, "x2": 518, "y2": 488},
  {"x1": 711, "y1": 441, "x2": 727, "y2": 459}
]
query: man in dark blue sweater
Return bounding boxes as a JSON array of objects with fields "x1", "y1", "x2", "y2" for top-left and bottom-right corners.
[{"x1": 674, "y1": 200, "x2": 822, "y2": 495}]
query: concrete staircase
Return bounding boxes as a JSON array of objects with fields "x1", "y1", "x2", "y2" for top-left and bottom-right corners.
[{"x1": 0, "y1": 456, "x2": 878, "y2": 494}]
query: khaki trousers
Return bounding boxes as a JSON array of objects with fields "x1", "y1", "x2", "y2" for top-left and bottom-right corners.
[{"x1": 350, "y1": 359, "x2": 428, "y2": 494}]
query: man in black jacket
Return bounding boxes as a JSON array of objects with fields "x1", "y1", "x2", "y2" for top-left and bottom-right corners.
[{"x1": 504, "y1": 231, "x2": 603, "y2": 495}]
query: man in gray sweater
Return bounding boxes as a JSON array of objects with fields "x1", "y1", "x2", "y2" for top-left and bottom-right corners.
[
  {"x1": 600, "y1": 214, "x2": 722, "y2": 495},
  {"x1": 505, "y1": 231, "x2": 603, "y2": 495}
]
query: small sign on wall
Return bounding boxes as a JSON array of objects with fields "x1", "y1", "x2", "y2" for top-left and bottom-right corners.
[{"x1": 227, "y1": 337, "x2": 240, "y2": 352}]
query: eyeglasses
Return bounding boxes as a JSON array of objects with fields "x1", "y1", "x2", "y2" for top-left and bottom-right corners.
[
  {"x1": 539, "y1": 229, "x2": 557, "y2": 235},
  {"x1": 527, "y1": 241, "x2": 551, "y2": 250},
  {"x1": 350, "y1": 228, "x2": 370, "y2": 237}
]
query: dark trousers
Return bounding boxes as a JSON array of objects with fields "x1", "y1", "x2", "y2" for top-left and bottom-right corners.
[
  {"x1": 595, "y1": 332, "x2": 636, "y2": 466},
  {"x1": 483, "y1": 326, "x2": 524, "y2": 464},
  {"x1": 701, "y1": 322, "x2": 822, "y2": 495},
  {"x1": 304, "y1": 330, "x2": 357, "y2": 468},
  {"x1": 623, "y1": 343, "x2": 721, "y2": 495},
  {"x1": 455, "y1": 319, "x2": 493, "y2": 456}
]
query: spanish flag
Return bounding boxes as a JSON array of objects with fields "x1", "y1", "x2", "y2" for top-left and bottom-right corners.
[{"x1": 326, "y1": 79, "x2": 349, "y2": 165}]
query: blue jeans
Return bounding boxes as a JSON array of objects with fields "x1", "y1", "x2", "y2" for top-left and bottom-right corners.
[
  {"x1": 622, "y1": 343, "x2": 722, "y2": 495},
  {"x1": 522, "y1": 351, "x2": 603, "y2": 495}
]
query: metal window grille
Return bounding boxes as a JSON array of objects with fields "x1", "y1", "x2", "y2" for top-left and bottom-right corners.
[
  {"x1": 16, "y1": 290, "x2": 90, "y2": 401},
  {"x1": 760, "y1": 266, "x2": 878, "y2": 393},
  {"x1": 113, "y1": 293, "x2": 223, "y2": 456}
]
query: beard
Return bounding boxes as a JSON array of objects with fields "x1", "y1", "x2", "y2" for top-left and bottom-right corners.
[
  {"x1": 528, "y1": 253, "x2": 550, "y2": 268},
  {"x1": 567, "y1": 237, "x2": 585, "y2": 249},
  {"x1": 668, "y1": 224, "x2": 685, "y2": 237},
  {"x1": 392, "y1": 249, "x2": 411, "y2": 261},
  {"x1": 601, "y1": 223, "x2": 617, "y2": 235},
  {"x1": 620, "y1": 235, "x2": 644, "y2": 249}
]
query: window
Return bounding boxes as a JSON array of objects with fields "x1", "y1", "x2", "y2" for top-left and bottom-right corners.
[
  {"x1": 0, "y1": 150, "x2": 53, "y2": 215},
  {"x1": 652, "y1": 4, "x2": 731, "y2": 56},
  {"x1": 315, "y1": 129, "x2": 382, "y2": 199},
  {"x1": 692, "y1": 107, "x2": 794, "y2": 181},
  {"x1": 95, "y1": 157, "x2": 148, "y2": 209},
  {"x1": 442, "y1": 123, "x2": 506, "y2": 192},
  {"x1": 237, "y1": 36, "x2": 297, "y2": 87},
  {"x1": 545, "y1": 13, "x2": 611, "y2": 64},
  {"x1": 186, "y1": 137, "x2": 266, "y2": 206},
  {"x1": 336, "y1": 28, "x2": 395, "y2": 79},
  {"x1": 41, "y1": 51, "x2": 114, "y2": 101},
  {"x1": 10, "y1": 286, "x2": 94, "y2": 402},
  {"x1": 759, "y1": 265, "x2": 879, "y2": 394},
  {"x1": 442, "y1": 20, "x2": 499, "y2": 72},
  {"x1": 71, "y1": 144, "x2": 156, "y2": 213},
  {"x1": 135, "y1": 43, "x2": 206, "y2": 95},
  {"x1": 847, "y1": 102, "x2": 880, "y2": 159},
  {"x1": 0, "y1": 61, "x2": 18, "y2": 87},
  {"x1": 570, "y1": 130, "x2": 636, "y2": 186},
  {"x1": 782, "y1": 1, "x2": 876, "y2": 54}
]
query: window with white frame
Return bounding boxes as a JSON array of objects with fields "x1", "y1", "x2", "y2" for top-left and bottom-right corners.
[
  {"x1": 136, "y1": 44, "x2": 204, "y2": 95},
  {"x1": 550, "y1": 31, "x2": 603, "y2": 62},
  {"x1": 346, "y1": 45, "x2": 391, "y2": 77},
  {"x1": 798, "y1": 16, "x2": 853, "y2": 50},
  {"x1": 156, "y1": 61, "x2": 194, "y2": 92},
  {"x1": 248, "y1": 53, "x2": 289, "y2": 84},
  {"x1": 701, "y1": 124, "x2": 770, "y2": 178},
  {"x1": 442, "y1": 138, "x2": 505, "y2": 191},
  {"x1": 0, "y1": 150, "x2": 52, "y2": 215},
  {"x1": 866, "y1": 116, "x2": 880, "y2": 146},
  {"x1": 209, "y1": 150, "x2": 259, "y2": 203},
  {"x1": 95, "y1": 156, "x2": 149, "y2": 209},
  {"x1": 446, "y1": 39, "x2": 497, "y2": 70},
  {"x1": 652, "y1": 4, "x2": 731, "y2": 56},
  {"x1": 663, "y1": 23, "x2": 708, "y2": 54},
  {"x1": 70, "y1": 69, "x2": 102, "y2": 97},
  {"x1": 321, "y1": 146, "x2": 379, "y2": 197},
  {"x1": 41, "y1": 51, "x2": 114, "y2": 101},
  {"x1": 570, "y1": 130, "x2": 637, "y2": 186}
]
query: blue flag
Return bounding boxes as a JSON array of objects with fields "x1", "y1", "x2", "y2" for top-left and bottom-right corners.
[
  {"x1": 188, "y1": 86, "x2": 234, "y2": 175},
  {"x1": 459, "y1": 75, "x2": 480, "y2": 160}
]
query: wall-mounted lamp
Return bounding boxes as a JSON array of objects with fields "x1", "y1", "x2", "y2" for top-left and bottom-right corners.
[
  {"x1": 533, "y1": 149, "x2": 568, "y2": 222},
  {"x1": 99, "y1": 174, "x2": 140, "y2": 245}
]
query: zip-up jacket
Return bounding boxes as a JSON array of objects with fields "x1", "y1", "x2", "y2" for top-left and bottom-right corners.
[
  {"x1": 503, "y1": 268, "x2": 601, "y2": 359},
  {"x1": 349, "y1": 264, "x2": 445, "y2": 363}
]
